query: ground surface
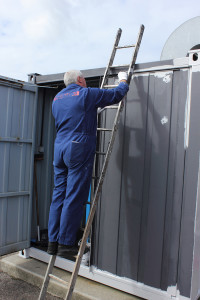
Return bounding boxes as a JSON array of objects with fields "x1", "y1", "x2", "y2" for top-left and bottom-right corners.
[{"x1": 0, "y1": 270, "x2": 62, "y2": 300}]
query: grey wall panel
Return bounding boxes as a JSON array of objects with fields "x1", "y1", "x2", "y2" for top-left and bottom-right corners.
[
  {"x1": 10, "y1": 89, "x2": 24, "y2": 137},
  {"x1": 24, "y1": 144, "x2": 33, "y2": 190},
  {"x1": 160, "y1": 69, "x2": 188, "y2": 291},
  {"x1": 8, "y1": 144, "x2": 21, "y2": 191},
  {"x1": 117, "y1": 75, "x2": 149, "y2": 280},
  {"x1": 0, "y1": 79, "x2": 37, "y2": 256},
  {"x1": 191, "y1": 160, "x2": 200, "y2": 300},
  {"x1": 6, "y1": 196, "x2": 25, "y2": 244},
  {"x1": 97, "y1": 117, "x2": 125, "y2": 273},
  {"x1": 1, "y1": 195, "x2": 29, "y2": 247},
  {"x1": 0, "y1": 86, "x2": 10, "y2": 137},
  {"x1": 93, "y1": 80, "x2": 126, "y2": 273},
  {"x1": 138, "y1": 71, "x2": 173, "y2": 288},
  {"x1": 177, "y1": 71, "x2": 200, "y2": 298},
  {"x1": 92, "y1": 67, "x2": 192, "y2": 297},
  {"x1": 0, "y1": 145, "x2": 4, "y2": 192},
  {"x1": 22, "y1": 91, "x2": 35, "y2": 140}
]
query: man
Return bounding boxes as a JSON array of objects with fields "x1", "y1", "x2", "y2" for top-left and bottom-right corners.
[{"x1": 47, "y1": 70, "x2": 129, "y2": 257}]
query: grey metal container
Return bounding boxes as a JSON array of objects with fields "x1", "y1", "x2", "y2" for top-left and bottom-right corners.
[
  {"x1": 0, "y1": 77, "x2": 38, "y2": 255},
  {"x1": 1, "y1": 51, "x2": 200, "y2": 300}
]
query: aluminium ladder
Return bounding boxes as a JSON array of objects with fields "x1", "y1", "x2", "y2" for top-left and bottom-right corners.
[{"x1": 38, "y1": 24, "x2": 144, "y2": 300}]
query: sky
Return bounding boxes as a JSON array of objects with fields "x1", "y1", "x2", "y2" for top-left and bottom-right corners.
[{"x1": 0, "y1": 0, "x2": 199, "y2": 82}]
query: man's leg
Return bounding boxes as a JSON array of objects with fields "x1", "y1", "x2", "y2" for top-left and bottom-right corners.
[
  {"x1": 48, "y1": 165, "x2": 67, "y2": 243},
  {"x1": 57, "y1": 161, "x2": 93, "y2": 246}
]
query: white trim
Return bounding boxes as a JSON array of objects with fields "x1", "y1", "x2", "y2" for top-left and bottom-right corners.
[
  {"x1": 167, "y1": 285, "x2": 177, "y2": 297},
  {"x1": 25, "y1": 247, "x2": 189, "y2": 300},
  {"x1": 19, "y1": 248, "x2": 30, "y2": 259},
  {"x1": 184, "y1": 67, "x2": 192, "y2": 149}
]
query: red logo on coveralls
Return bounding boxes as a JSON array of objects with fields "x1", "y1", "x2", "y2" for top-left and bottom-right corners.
[
  {"x1": 72, "y1": 91, "x2": 79, "y2": 96},
  {"x1": 54, "y1": 91, "x2": 80, "y2": 101}
]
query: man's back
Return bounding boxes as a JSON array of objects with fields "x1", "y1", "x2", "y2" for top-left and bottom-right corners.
[{"x1": 52, "y1": 82, "x2": 129, "y2": 141}]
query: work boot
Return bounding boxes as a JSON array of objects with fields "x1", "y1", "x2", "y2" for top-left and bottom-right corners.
[
  {"x1": 47, "y1": 241, "x2": 58, "y2": 255},
  {"x1": 57, "y1": 244, "x2": 79, "y2": 258}
]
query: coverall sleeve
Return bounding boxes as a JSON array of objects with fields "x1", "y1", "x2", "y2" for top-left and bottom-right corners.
[{"x1": 87, "y1": 82, "x2": 129, "y2": 109}]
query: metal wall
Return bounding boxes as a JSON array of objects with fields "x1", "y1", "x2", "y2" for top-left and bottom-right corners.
[
  {"x1": 0, "y1": 77, "x2": 37, "y2": 255},
  {"x1": 2, "y1": 55, "x2": 200, "y2": 298},
  {"x1": 92, "y1": 67, "x2": 191, "y2": 298},
  {"x1": 32, "y1": 56, "x2": 200, "y2": 299},
  {"x1": 183, "y1": 60, "x2": 200, "y2": 300}
]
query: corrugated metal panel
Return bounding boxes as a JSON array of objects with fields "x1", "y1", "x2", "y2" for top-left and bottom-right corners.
[
  {"x1": 31, "y1": 87, "x2": 57, "y2": 239},
  {"x1": 0, "y1": 78, "x2": 37, "y2": 255},
  {"x1": 160, "y1": 69, "x2": 188, "y2": 292},
  {"x1": 137, "y1": 71, "x2": 174, "y2": 288},
  {"x1": 178, "y1": 69, "x2": 200, "y2": 298},
  {"x1": 190, "y1": 67, "x2": 200, "y2": 300},
  {"x1": 92, "y1": 68, "x2": 190, "y2": 297}
]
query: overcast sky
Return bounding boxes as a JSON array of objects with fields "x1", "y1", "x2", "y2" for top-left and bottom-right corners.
[{"x1": 0, "y1": 0, "x2": 199, "y2": 81}]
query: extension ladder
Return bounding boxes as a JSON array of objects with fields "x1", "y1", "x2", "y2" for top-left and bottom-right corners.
[{"x1": 38, "y1": 24, "x2": 144, "y2": 300}]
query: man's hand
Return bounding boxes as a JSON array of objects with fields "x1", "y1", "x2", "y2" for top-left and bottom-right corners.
[{"x1": 118, "y1": 71, "x2": 128, "y2": 82}]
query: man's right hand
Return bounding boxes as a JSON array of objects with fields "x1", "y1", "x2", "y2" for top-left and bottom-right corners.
[{"x1": 118, "y1": 72, "x2": 128, "y2": 82}]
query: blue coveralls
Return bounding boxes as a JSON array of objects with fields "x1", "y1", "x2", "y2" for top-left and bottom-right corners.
[{"x1": 48, "y1": 82, "x2": 129, "y2": 246}]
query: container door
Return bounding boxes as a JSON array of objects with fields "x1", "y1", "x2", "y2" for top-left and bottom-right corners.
[{"x1": 0, "y1": 76, "x2": 38, "y2": 256}]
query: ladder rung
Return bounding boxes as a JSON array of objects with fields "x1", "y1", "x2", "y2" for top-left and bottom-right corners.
[
  {"x1": 103, "y1": 84, "x2": 118, "y2": 88},
  {"x1": 98, "y1": 105, "x2": 119, "y2": 114},
  {"x1": 104, "y1": 105, "x2": 119, "y2": 109},
  {"x1": 96, "y1": 151, "x2": 106, "y2": 155},
  {"x1": 97, "y1": 128, "x2": 112, "y2": 132},
  {"x1": 49, "y1": 274, "x2": 68, "y2": 285},
  {"x1": 115, "y1": 44, "x2": 135, "y2": 49}
]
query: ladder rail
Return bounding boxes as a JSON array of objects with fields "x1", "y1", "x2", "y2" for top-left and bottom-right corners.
[
  {"x1": 38, "y1": 255, "x2": 56, "y2": 300},
  {"x1": 127, "y1": 24, "x2": 145, "y2": 84},
  {"x1": 65, "y1": 99, "x2": 125, "y2": 300},
  {"x1": 100, "y1": 28, "x2": 122, "y2": 89},
  {"x1": 65, "y1": 25, "x2": 144, "y2": 300}
]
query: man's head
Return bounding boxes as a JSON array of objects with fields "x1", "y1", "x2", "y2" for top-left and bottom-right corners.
[{"x1": 64, "y1": 70, "x2": 87, "y2": 88}]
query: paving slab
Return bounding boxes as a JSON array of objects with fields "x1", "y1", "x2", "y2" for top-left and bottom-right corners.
[
  {"x1": 0, "y1": 270, "x2": 61, "y2": 300},
  {"x1": 0, "y1": 253, "x2": 142, "y2": 300}
]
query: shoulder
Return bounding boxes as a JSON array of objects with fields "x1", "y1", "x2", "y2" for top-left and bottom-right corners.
[{"x1": 87, "y1": 86, "x2": 103, "y2": 96}]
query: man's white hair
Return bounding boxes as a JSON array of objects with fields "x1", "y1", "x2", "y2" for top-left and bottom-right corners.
[{"x1": 64, "y1": 70, "x2": 83, "y2": 87}]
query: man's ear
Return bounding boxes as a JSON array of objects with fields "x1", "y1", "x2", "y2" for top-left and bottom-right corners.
[{"x1": 77, "y1": 76, "x2": 81, "y2": 83}]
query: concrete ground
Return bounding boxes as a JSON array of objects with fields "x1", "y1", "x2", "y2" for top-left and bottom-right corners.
[
  {"x1": 0, "y1": 252, "x2": 142, "y2": 300},
  {"x1": 0, "y1": 269, "x2": 62, "y2": 300}
]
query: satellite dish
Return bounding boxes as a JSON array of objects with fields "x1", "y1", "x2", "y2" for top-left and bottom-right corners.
[{"x1": 161, "y1": 16, "x2": 200, "y2": 60}]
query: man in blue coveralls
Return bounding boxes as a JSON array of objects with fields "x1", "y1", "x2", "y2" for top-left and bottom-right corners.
[{"x1": 47, "y1": 70, "x2": 129, "y2": 257}]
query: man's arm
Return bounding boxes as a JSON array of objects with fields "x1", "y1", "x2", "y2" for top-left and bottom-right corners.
[{"x1": 86, "y1": 72, "x2": 129, "y2": 109}]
